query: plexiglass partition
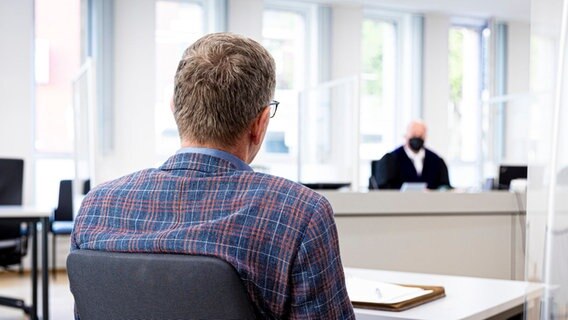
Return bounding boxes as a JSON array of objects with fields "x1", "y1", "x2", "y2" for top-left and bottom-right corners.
[
  {"x1": 72, "y1": 58, "x2": 96, "y2": 202},
  {"x1": 480, "y1": 94, "x2": 532, "y2": 186},
  {"x1": 526, "y1": 0, "x2": 568, "y2": 318},
  {"x1": 298, "y1": 77, "x2": 360, "y2": 189}
]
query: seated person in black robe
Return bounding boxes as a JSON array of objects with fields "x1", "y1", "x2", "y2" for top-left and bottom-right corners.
[{"x1": 369, "y1": 120, "x2": 451, "y2": 190}]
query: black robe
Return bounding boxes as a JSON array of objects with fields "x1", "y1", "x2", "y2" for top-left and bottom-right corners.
[{"x1": 369, "y1": 146, "x2": 451, "y2": 190}]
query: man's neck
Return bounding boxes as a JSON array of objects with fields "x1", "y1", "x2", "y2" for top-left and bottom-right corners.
[
  {"x1": 181, "y1": 140, "x2": 250, "y2": 164},
  {"x1": 404, "y1": 145, "x2": 425, "y2": 158}
]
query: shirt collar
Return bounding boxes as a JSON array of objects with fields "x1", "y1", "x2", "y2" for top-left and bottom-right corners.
[
  {"x1": 176, "y1": 147, "x2": 253, "y2": 172},
  {"x1": 404, "y1": 145, "x2": 425, "y2": 161}
]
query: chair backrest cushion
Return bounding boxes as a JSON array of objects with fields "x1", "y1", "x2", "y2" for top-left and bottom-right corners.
[
  {"x1": 0, "y1": 158, "x2": 24, "y2": 241},
  {"x1": 0, "y1": 158, "x2": 24, "y2": 205},
  {"x1": 54, "y1": 180, "x2": 73, "y2": 221},
  {"x1": 67, "y1": 250, "x2": 257, "y2": 320}
]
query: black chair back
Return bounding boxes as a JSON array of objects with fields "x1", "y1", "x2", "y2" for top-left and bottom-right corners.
[
  {"x1": 67, "y1": 250, "x2": 257, "y2": 320},
  {"x1": 54, "y1": 180, "x2": 73, "y2": 221},
  {"x1": 82, "y1": 179, "x2": 91, "y2": 195},
  {"x1": 0, "y1": 158, "x2": 25, "y2": 268},
  {"x1": 0, "y1": 159, "x2": 24, "y2": 239},
  {"x1": 369, "y1": 154, "x2": 397, "y2": 190},
  {"x1": 0, "y1": 158, "x2": 24, "y2": 205}
]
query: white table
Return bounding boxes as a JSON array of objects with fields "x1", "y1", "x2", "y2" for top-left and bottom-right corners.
[
  {"x1": 346, "y1": 268, "x2": 543, "y2": 320},
  {"x1": 0, "y1": 206, "x2": 51, "y2": 320}
]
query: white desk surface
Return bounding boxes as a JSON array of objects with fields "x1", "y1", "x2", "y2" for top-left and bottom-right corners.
[
  {"x1": 0, "y1": 206, "x2": 51, "y2": 218},
  {"x1": 346, "y1": 268, "x2": 543, "y2": 320}
]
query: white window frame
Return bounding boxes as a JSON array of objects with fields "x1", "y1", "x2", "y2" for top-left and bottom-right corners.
[
  {"x1": 255, "y1": 0, "x2": 324, "y2": 181},
  {"x1": 447, "y1": 17, "x2": 490, "y2": 187}
]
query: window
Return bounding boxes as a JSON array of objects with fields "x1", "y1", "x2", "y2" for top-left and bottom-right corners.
[
  {"x1": 257, "y1": 1, "x2": 320, "y2": 181},
  {"x1": 154, "y1": 0, "x2": 225, "y2": 158},
  {"x1": 360, "y1": 17, "x2": 398, "y2": 186},
  {"x1": 359, "y1": 11, "x2": 423, "y2": 189},
  {"x1": 447, "y1": 22, "x2": 490, "y2": 187},
  {"x1": 34, "y1": 0, "x2": 82, "y2": 207},
  {"x1": 34, "y1": 0, "x2": 80, "y2": 155},
  {"x1": 263, "y1": 10, "x2": 307, "y2": 91}
]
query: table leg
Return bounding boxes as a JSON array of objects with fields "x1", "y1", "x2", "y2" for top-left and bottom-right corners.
[
  {"x1": 42, "y1": 217, "x2": 49, "y2": 320},
  {"x1": 31, "y1": 222, "x2": 37, "y2": 320}
]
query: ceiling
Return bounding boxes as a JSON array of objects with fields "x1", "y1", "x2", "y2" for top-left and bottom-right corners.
[{"x1": 309, "y1": 0, "x2": 531, "y2": 22}]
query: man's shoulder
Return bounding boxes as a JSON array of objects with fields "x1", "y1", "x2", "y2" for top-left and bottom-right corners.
[
  {"x1": 424, "y1": 148, "x2": 443, "y2": 161},
  {"x1": 245, "y1": 172, "x2": 327, "y2": 201},
  {"x1": 245, "y1": 172, "x2": 333, "y2": 213},
  {"x1": 86, "y1": 169, "x2": 329, "y2": 209},
  {"x1": 390, "y1": 146, "x2": 405, "y2": 156},
  {"x1": 83, "y1": 169, "x2": 160, "y2": 199}
]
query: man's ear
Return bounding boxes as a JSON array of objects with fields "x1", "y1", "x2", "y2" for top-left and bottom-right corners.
[
  {"x1": 170, "y1": 98, "x2": 175, "y2": 113},
  {"x1": 250, "y1": 107, "x2": 270, "y2": 145}
]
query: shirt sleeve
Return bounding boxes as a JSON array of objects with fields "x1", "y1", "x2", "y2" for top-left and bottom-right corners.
[
  {"x1": 288, "y1": 197, "x2": 355, "y2": 319},
  {"x1": 70, "y1": 228, "x2": 79, "y2": 252},
  {"x1": 69, "y1": 209, "x2": 84, "y2": 253},
  {"x1": 69, "y1": 190, "x2": 94, "y2": 252}
]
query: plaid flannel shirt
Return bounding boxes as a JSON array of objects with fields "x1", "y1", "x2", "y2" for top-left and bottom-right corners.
[{"x1": 71, "y1": 150, "x2": 355, "y2": 319}]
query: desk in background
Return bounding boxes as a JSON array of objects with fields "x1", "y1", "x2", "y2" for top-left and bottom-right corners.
[
  {"x1": 321, "y1": 191, "x2": 526, "y2": 280},
  {"x1": 347, "y1": 268, "x2": 543, "y2": 320},
  {"x1": 0, "y1": 206, "x2": 50, "y2": 320}
]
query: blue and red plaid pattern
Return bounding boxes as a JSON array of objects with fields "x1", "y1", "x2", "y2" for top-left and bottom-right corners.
[{"x1": 71, "y1": 152, "x2": 355, "y2": 319}]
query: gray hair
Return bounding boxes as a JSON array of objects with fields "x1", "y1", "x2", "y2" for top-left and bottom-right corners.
[{"x1": 173, "y1": 33, "x2": 276, "y2": 146}]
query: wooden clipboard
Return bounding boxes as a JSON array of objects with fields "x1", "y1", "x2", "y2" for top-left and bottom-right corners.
[{"x1": 351, "y1": 284, "x2": 446, "y2": 312}]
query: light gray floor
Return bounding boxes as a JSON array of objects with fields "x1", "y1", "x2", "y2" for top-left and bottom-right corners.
[{"x1": 0, "y1": 270, "x2": 74, "y2": 320}]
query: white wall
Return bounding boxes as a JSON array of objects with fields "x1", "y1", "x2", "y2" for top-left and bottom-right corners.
[
  {"x1": 331, "y1": 4, "x2": 363, "y2": 79},
  {"x1": 0, "y1": 0, "x2": 35, "y2": 204},
  {"x1": 504, "y1": 21, "x2": 531, "y2": 163},
  {"x1": 95, "y1": 0, "x2": 157, "y2": 184},
  {"x1": 356, "y1": 0, "x2": 529, "y2": 22},
  {"x1": 422, "y1": 13, "x2": 451, "y2": 156},
  {"x1": 228, "y1": 0, "x2": 263, "y2": 41},
  {"x1": 507, "y1": 22, "x2": 531, "y2": 94}
]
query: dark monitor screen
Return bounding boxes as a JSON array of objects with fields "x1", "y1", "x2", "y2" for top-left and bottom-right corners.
[
  {"x1": 302, "y1": 182, "x2": 350, "y2": 190},
  {"x1": 498, "y1": 165, "x2": 527, "y2": 190}
]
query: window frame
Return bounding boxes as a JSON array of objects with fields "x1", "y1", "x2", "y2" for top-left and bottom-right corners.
[
  {"x1": 254, "y1": 0, "x2": 324, "y2": 181},
  {"x1": 447, "y1": 17, "x2": 491, "y2": 187},
  {"x1": 32, "y1": 0, "x2": 87, "y2": 207}
]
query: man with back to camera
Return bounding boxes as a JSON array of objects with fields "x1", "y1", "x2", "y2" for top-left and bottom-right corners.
[
  {"x1": 70, "y1": 33, "x2": 355, "y2": 319},
  {"x1": 369, "y1": 120, "x2": 451, "y2": 190}
]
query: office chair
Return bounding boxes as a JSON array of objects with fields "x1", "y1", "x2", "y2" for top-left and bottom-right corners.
[
  {"x1": 369, "y1": 160, "x2": 381, "y2": 189},
  {"x1": 67, "y1": 250, "x2": 257, "y2": 320},
  {"x1": 0, "y1": 158, "x2": 27, "y2": 272},
  {"x1": 50, "y1": 180, "x2": 74, "y2": 278},
  {"x1": 0, "y1": 159, "x2": 34, "y2": 318},
  {"x1": 368, "y1": 154, "x2": 397, "y2": 190}
]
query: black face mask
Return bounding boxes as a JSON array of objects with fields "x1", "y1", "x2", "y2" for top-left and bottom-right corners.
[{"x1": 408, "y1": 137, "x2": 424, "y2": 152}]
